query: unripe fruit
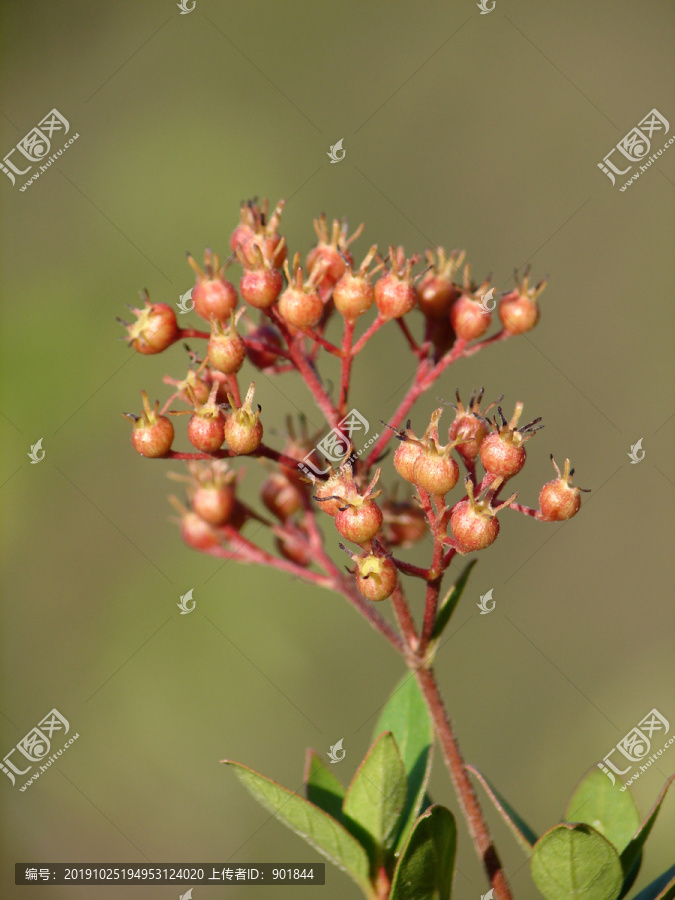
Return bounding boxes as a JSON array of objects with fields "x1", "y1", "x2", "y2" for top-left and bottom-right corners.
[
  {"x1": 480, "y1": 402, "x2": 542, "y2": 479},
  {"x1": 230, "y1": 198, "x2": 286, "y2": 268},
  {"x1": 124, "y1": 390, "x2": 174, "y2": 457},
  {"x1": 417, "y1": 248, "x2": 465, "y2": 318},
  {"x1": 306, "y1": 215, "x2": 363, "y2": 294},
  {"x1": 355, "y1": 555, "x2": 398, "y2": 602},
  {"x1": 191, "y1": 484, "x2": 236, "y2": 526},
  {"x1": 333, "y1": 244, "x2": 378, "y2": 321},
  {"x1": 412, "y1": 449, "x2": 459, "y2": 496},
  {"x1": 450, "y1": 500, "x2": 500, "y2": 551},
  {"x1": 374, "y1": 248, "x2": 419, "y2": 319},
  {"x1": 335, "y1": 500, "x2": 383, "y2": 544},
  {"x1": 393, "y1": 436, "x2": 423, "y2": 482},
  {"x1": 121, "y1": 295, "x2": 179, "y2": 354},
  {"x1": 188, "y1": 251, "x2": 238, "y2": 324},
  {"x1": 207, "y1": 317, "x2": 246, "y2": 374},
  {"x1": 188, "y1": 411, "x2": 225, "y2": 453},
  {"x1": 278, "y1": 253, "x2": 324, "y2": 328},
  {"x1": 239, "y1": 266, "x2": 283, "y2": 309},
  {"x1": 382, "y1": 501, "x2": 427, "y2": 547},
  {"x1": 448, "y1": 389, "x2": 491, "y2": 464},
  {"x1": 276, "y1": 525, "x2": 312, "y2": 567},
  {"x1": 223, "y1": 383, "x2": 263, "y2": 455},
  {"x1": 314, "y1": 472, "x2": 348, "y2": 517},
  {"x1": 180, "y1": 510, "x2": 221, "y2": 551},
  {"x1": 538, "y1": 456, "x2": 583, "y2": 521},
  {"x1": 499, "y1": 267, "x2": 546, "y2": 335},
  {"x1": 245, "y1": 324, "x2": 283, "y2": 369},
  {"x1": 261, "y1": 472, "x2": 303, "y2": 520},
  {"x1": 450, "y1": 295, "x2": 491, "y2": 341}
]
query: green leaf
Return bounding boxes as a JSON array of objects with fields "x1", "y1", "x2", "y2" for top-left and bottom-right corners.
[
  {"x1": 389, "y1": 805, "x2": 457, "y2": 900},
  {"x1": 373, "y1": 673, "x2": 434, "y2": 852},
  {"x1": 223, "y1": 759, "x2": 373, "y2": 897},
  {"x1": 466, "y1": 765, "x2": 538, "y2": 855},
  {"x1": 342, "y1": 732, "x2": 408, "y2": 867},
  {"x1": 620, "y1": 775, "x2": 675, "y2": 878},
  {"x1": 304, "y1": 749, "x2": 345, "y2": 823},
  {"x1": 630, "y1": 864, "x2": 675, "y2": 900},
  {"x1": 530, "y1": 823, "x2": 623, "y2": 900},
  {"x1": 565, "y1": 767, "x2": 641, "y2": 853},
  {"x1": 430, "y1": 559, "x2": 477, "y2": 642}
]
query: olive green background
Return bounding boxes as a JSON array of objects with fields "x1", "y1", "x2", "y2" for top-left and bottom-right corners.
[{"x1": 1, "y1": 1, "x2": 674, "y2": 898}]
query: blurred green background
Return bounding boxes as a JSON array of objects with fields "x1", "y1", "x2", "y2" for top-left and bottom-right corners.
[{"x1": 2, "y1": 1, "x2": 674, "y2": 897}]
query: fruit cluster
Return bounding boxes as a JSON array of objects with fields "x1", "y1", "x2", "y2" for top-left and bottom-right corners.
[{"x1": 120, "y1": 198, "x2": 584, "y2": 607}]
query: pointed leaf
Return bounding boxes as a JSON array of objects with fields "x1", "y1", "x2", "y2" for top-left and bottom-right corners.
[
  {"x1": 530, "y1": 823, "x2": 623, "y2": 900},
  {"x1": 223, "y1": 760, "x2": 372, "y2": 896},
  {"x1": 304, "y1": 749, "x2": 345, "y2": 823},
  {"x1": 342, "y1": 732, "x2": 408, "y2": 866},
  {"x1": 467, "y1": 765, "x2": 538, "y2": 855},
  {"x1": 631, "y1": 864, "x2": 675, "y2": 900},
  {"x1": 620, "y1": 774, "x2": 675, "y2": 878},
  {"x1": 430, "y1": 560, "x2": 477, "y2": 642},
  {"x1": 373, "y1": 674, "x2": 434, "y2": 852},
  {"x1": 565, "y1": 767, "x2": 640, "y2": 853},
  {"x1": 389, "y1": 805, "x2": 457, "y2": 900}
]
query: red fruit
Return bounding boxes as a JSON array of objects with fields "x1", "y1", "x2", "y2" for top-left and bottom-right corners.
[
  {"x1": 230, "y1": 198, "x2": 286, "y2": 268},
  {"x1": 239, "y1": 266, "x2": 283, "y2": 309},
  {"x1": 276, "y1": 525, "x2": 312, "y2": 566},
  {"x1": 314, "y1": 471, "x2": 348, "y2": 516},
  {"x1": 374, "y1": 247, "x2": 419, "y2": 319},
  {"x1": 335, "y1": 500, "x2": 383, "y2": 544},
  {"x1": 223, "y1": 383, "x2": 263, "y2": 455},
  {"x1": 382, "y1": 501, "x2": 427, "y2": 547},
  {"x1": 246, "y1": 324, "x2": 283, "y2": 369},
  {"x1": 450, "y1": 295, "x2": 491, "y2": 341},
  {"x1": 121, "y1": 294, "x2": 179, "y2": 355},
  {"x1": 188, "y1": 412, "x2": 225, "y2": 453},
  {"x1": 207, "y1": 317, "x2": 246, "y2": 374},
  {"x1": 191, "y1": 484, "x2": 235, "y2": 525},
  {"x1": 499, "y1": 266, "x2": 546, "y2": 335},
  {"x1": 450, "y1": 499, "x2": 500, "y2": 551},
  {"x1": 332, "y1": 245, "x2": 377, "y2": 321},
  {"x1": 261, "y1": 472, "x2": 303, "y2": 520},
  {"x1": 188, "y1": 250, "x2": 238, "y2": 324},
  {"x1": 412, "y1": 449, "x2": 459, "y2": 496},
  {"x1": 393, "y1": 434, "x2": 423, "y2": 482},
  {"x1": 306, "y1": 215, "x2": 364, "y2": 294},
  {"x1": 355, "y1": 555, "x2": 398, "y2": 602},
  {"x1": 278, "y1": 255, "x2": 324, "y2": 328},
  {"x1": 124, "y1": 390, "x2": 174, "y2": 457},
  {"x1": 448, "y1": 388, "x2": 492, "y2": 464},
  {"x1": 538, "y1": 456, "x2": 584, "y2": 521},
  {"x1": 449, "y1": 478, "x2": 517, "y2": 553},
  {"x1": 180, "y1": 510, "x2": 221, "y2": 551},
  {"x1": 417, "y1": 248, "x2": 465, "y2": 318},
  {"x1": 480, "y1": 402, "x2": 542, "y2": 479}
]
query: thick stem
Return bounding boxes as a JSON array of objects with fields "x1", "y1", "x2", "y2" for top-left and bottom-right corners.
[{"x1": 412, "y1": 665, "x2": 514, "y2": 900}]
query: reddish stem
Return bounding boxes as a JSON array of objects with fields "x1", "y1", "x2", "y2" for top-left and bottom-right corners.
[
  {"x1": 177, "y1": 328, "x2": 210, "y2": 340},
  {"x1": 338, "y1": 319, "x2": 355, "y2": 417},
  {"x1": 351, "y1": 314, "x2": 387, "y2": 354}
]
